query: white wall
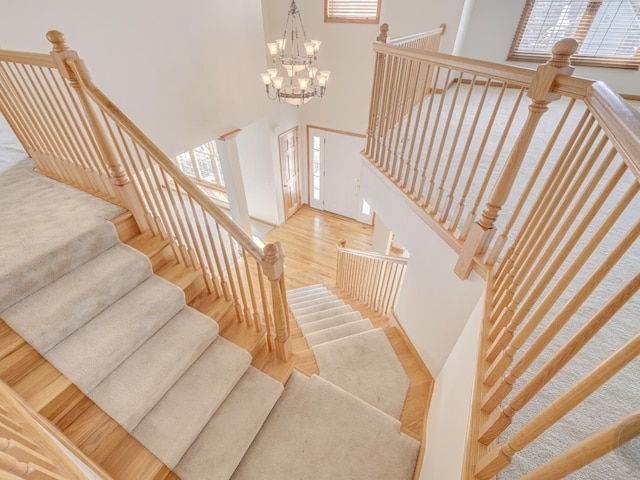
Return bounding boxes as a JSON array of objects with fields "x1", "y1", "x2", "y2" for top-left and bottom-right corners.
[
  {"x1": 459, "y1": 0, "x2": 640, "y2": 95},
  {"x1": 359, "y1": 161, "x2": 484, "y2": 376},
  {"x1": 236, "y1": 118, "x2": 285, "y2": 225},
  {"x1": 420, "y1": 292, "x2": 484, "y2": 480},
  {"x1": 262, "y1": 0, "x2": 469, "y2": 137},
  {"x1": 0, "y1": 0, "x2": 273, "y2": 156}
]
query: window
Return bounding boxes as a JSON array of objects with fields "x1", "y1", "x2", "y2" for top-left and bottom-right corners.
[
  {"x1": 509, "y1": 0, "x2": 640, "y2": 69},
  {"x1": 311, "y1": 135, "x2": 322, "y2": 202},
  {"x1": 325, "y1": 0, "x2": 381, "y2": 24},
  {"x1": 173, "y1": 141, "x2": 228, "y2": 203}
]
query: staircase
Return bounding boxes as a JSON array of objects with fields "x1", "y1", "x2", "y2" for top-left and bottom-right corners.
[
  {"x1": 0, "y1": 138, "x2": 422, "y2": 478},
  {"x1": 288, "y1": 284, "x2": 411, "y2": 419}
]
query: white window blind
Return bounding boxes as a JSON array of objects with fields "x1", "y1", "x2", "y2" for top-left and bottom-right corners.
[
  {"x1": 509, "y1": 0, "x2": 640, "y2": 69},
  {"x1": 325, "y1": 0, "x2": 381, "y2": 24}
]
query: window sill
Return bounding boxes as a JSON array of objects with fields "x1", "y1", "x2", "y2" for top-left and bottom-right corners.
[{"x1": 507, "y1": 54, "x2": 640, "y2": 71}]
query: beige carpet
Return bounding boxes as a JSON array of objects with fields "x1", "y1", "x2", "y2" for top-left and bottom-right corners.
[
  {"x1": 231, "y1": 372, "x2": 420, "y2": 480},
  {"x1": 399, "y1": 86, "x2": 640, "y2": 479},
  {"x1": 0, "y1": 114, "x2": 283, "y2": 477},
  {"x1": 0, "y1": 114, "x2": 422, "y2": 479},
  {"x1": 288, "y1": 284, "x2": 411, "y2": 420}
]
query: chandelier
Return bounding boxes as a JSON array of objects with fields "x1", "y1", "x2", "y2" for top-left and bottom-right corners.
[{"x1": 261, "y1": 0, "x2": 330, "y2": 106}]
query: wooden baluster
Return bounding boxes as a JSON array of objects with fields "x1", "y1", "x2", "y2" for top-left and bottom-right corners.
[
  {"x1": 46, "y1": 30, "x2": 149, "y2": 233},
  {"x1": 0, "y1": 438, "x2": 55, "y2": 471},
  {"x1": 257, "y1": 263, "x2": 274, "y2": 350},
  {"x1": 365, "y1": 24, "x2": 389, "y2": 159},
  {"x1": 479, "y1": 272, "x2": 640, "y2": 444},
  {"x1": 415, "y1": 67, "x2": 453, "y2": 202},
  {"x1": 450, "y1": 83, "x2": 507, "y2": 234},
  {"x1": 229, "y1": 233, "x2": 252, "y2": 326},
  {"x1": 491, "y1": 108, "x2": 591, "y2": 302},
  {"x1": 423, "y1": 70, "x2": 464, "y2": 211},
  {"x1": 485, "y1": 99, "x2": 578, "y2": 266},
  {"x1": 402, "y1": 62, "x2": 433, "y2": 190},
  {"x1": 487, "y1": 142, "x2": 616, "y2": 354},
  {"x1": 262, "y1": 243, "x2": 292, "y2": 362},
  {"x1": 482, "y1": 216, "x2": 639, "y2": 412},
  {"x1": 396, "y1": 59, "x2": 423, "y2": 186},
  {"x1": 242, "y1": 249, "x2": 262, "y2": 332},
  {"x1": 484, "y1": 176, "x2": 636, "y2": 386},
  {"x1": 522, "y1": 409, "x2": 640, "y2": 480},
  {"x1": 489, "y1": 122, "x2": 605, "y2": 334},
  {"x1": 475, "y1": 333, "x2": 640, "y2": 479},
  {"x1": 409, "y1": 65, "x2": 441, "y2": 196},
  {"x1": 455, "y1": 38, "x2": 579, "y2": 279},
  {"x1": 216, "y1": 224, "x2": 244, "y2": 323},
  {"x1": 441, "y1": 77, "x2": 489, "y2": 225}
]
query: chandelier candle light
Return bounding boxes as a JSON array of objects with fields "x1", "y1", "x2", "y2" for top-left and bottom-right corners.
[{"x1": 261, "y1": 0, "x2": 330, "y2": 105}]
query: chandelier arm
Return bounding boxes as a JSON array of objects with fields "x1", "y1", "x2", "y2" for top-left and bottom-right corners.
[{"x1": 296, "y1": 7, "x2": 309, "y2": 42}]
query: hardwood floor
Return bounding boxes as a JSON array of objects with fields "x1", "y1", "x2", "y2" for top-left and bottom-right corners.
[
  {"x1": 261, "y1": 205, "x2": 375, "y2": 290},
  {"x1": 0, "y1": 204, "x2": 434, "y2": 479},
  {"x1": 262, "y1": 206, "x2": 434, "y2": 440}
]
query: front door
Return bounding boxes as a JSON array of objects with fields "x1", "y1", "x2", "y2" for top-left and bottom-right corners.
[
  {"x1": 308, "y1": 128, "x2": 373, "y2": 224},
  {"x1": 279, "y1": 127, "x2": 302, "y2": 219}
]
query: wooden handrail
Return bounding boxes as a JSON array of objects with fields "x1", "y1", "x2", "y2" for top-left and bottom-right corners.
[
  {"x1": 337, "y1": 245, "x2": 409, "y2": 264},
  {"x1": 387, "y1": 24, "x2": 447, "y2": 46},
  {"x1": 585, "y1": 81, "x2": 640, "y2": 181},
  {"x1": 0, "y1": 381, "x2": 109, "y2": 479},
  {"x1": 366, "y1": 25, "x2": 639, "y2": 480},
  {"x1": 336, "y1": 244, "x2": 408, "y2": 315},
  {"x1": 0, "y1": 31, "x2": 292, "y2": 362},
  {"x1": 63, "y1": 58, "x2": 264, "y2": 262},
  {"x1": 371, "y1": 43, "x2": 537, "y2": 88},
  {"x1": 0, "y1": 51, "x2": 56, "y2": 68}
]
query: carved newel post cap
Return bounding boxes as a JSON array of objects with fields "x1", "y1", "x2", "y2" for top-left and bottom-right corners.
[
  {"x1": 263, "y1": 243, "x2": 280, "y2": 262},
  {"x1": 46, "y1": 30, "x2": 69, "y2": 52},
  {"x1": 548, "y1": 38, "x2": 579, "y2": 68},
  {"x1": 377, "y1": 24, "x2": 389, "y2": 43},
  {"x1": 338, "y1": 240, "x2": 347, "y2": 247}
]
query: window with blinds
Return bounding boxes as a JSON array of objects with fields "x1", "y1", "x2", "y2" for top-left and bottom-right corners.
[
  {"x1": 324, "y1": 0, "x2": 381, "y2": 24},
  {"x1": 509, "y1": 0, "x2": 640, "y2": 69}
]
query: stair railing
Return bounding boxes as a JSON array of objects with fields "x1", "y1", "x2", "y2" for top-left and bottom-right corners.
[
  {"x1": 0, "y1": 31, "x2": 292, "y2": 362},
  {"x1": 0, "y1": 380, "x2": 111, "y2": 479},
  {"x1": 366, "y1": 25, "x2": 640, "y2": 480},
  {"x1": 336, "y1": 241, "x2": 408, "y2": 315}
]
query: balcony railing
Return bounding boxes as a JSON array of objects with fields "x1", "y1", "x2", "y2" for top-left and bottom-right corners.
[{"x1": 365, "y1": 24, "x2": 639, "y2": 479}]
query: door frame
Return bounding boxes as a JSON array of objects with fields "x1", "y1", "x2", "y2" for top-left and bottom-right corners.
[
  {"x1": 279, "y1": 126, "x2": 302, "y2": 220},
  {"x1": 306, "y1": 125, "x2": 373, "y2": 224}
]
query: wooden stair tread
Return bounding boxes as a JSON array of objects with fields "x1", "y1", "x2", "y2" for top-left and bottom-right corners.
[
  {"x1": 290, "y1": 285, "x2": 433, "y2": 441},
  {"x1": 127, "y1": 232, "x2": 171, "y2": 258}
]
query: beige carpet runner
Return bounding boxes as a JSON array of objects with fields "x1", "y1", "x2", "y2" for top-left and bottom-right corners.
[
  {"x1": 0, "y1": 116, "x2": 421, "y2": 480},
  {"x1": 288, "y1": 284, "x2": 411, "y2": 419}
]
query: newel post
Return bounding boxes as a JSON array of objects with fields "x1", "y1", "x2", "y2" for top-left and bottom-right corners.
[
  {"x1": 46, "y1": 30, "x2": 149, "y2": 232},
  {"x1": 365, "y1": 23, "x2": 390, "y2": 158},
  {"x1": 454, "y1": 38, "x2": 579, "y2": 279},
  {"x1": 262, "y1": 242, "x2": 292, "y2": 362}
]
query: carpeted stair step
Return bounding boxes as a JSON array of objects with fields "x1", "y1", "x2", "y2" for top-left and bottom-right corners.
[
  {"x1": 294, "y1": 305, "x2": 353, "y2": 325},
  {"x1": 289, "y1": 294, "x2": 339, "y2": 312},
  {"x1": 89, "y1": 307, "x2": 219, "y2": 431},
  {"x1": 133, "y1": 337, "x2": 252, "y2": 468},
  {"x1": 288, "y1": 291, "x2": 336, "y2": 307},
  {"x1": 175, "y1": 367, "x2": 284, "y2": 480},
  {"x1": 1, "y1": 244, "x2": 152, "y2": 353},
  {"x1": 304, "y1": 319, "x2": 375, "y2": 347},
  {"x1": 312, "y1": 328, "x2": 410, "y2": 419},
  {"x1": 299, "y1": 311, "x2": 364, "y2": 335},
  {"x1": 0, "y1": 220, "x2": 121, "y2": 313},
  {"x1": 230, "y1": 372, "x2": 420, "y2": 480},
  {"x1": 45, "y1": 275, "x2": 185, "y2": 392},
  {"x1": 286, "y1": 284, "x2": 325, "y2": 298},
  {"x1": 292, "y1": 299, "x2": 346, "y2": 317}
]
